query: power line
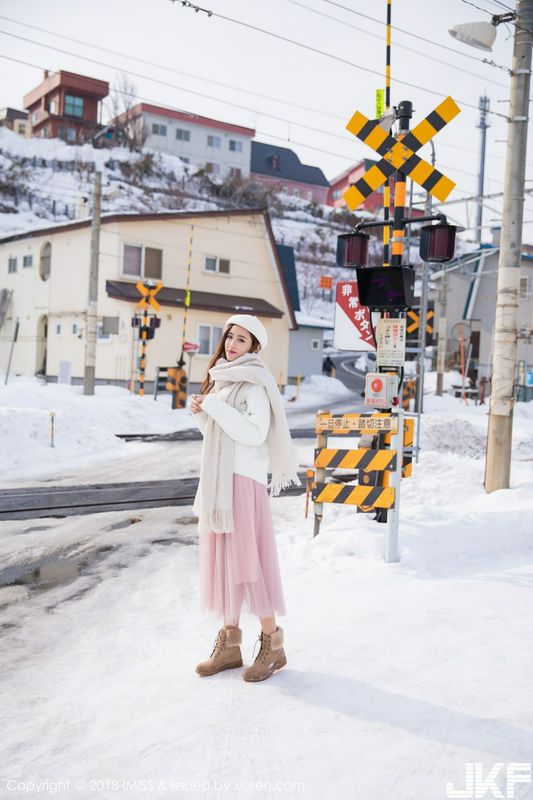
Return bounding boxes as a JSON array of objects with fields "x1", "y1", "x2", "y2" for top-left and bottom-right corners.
[
  {"x1": 0, "y1": 16, "x2": 511, "y2": 165},
  {"x1": 0, "y1": 13, "x2": 346, "y2": 124},
  {"x1": 170, "y1": 4, "x2": 510, "y2": 119},
  {"x1": 286, "y1": 0, "x2": 509, "y2": 89},
  {"x1": 318, "y1": 0, "x2": 511, "y2": 68},
  {"x1": 0, "y1": 51, "x2": 495, "y2": 178}
]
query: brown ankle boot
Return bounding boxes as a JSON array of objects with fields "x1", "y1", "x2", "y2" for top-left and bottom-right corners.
[
  {"x1": 196, "y1": 626, "x2": 243, "y2": 677},
  {"x1": 242, "y1": 626, "x2": 287, "y2": 682}
]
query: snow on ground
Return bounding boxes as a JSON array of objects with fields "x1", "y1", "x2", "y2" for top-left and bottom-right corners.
[
  {"x1": 0, "y1": 373, "x2": 354, "y2": 486},
  {"x1": 0, "y1": 373, "x2": 532, "y2": 799}
]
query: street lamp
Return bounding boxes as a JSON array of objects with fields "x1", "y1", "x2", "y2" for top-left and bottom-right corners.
[{"x1": 449, "y1": 1, "x2": 533, "y2": 492}]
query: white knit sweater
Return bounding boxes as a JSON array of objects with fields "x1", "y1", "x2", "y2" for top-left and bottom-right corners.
[{"x1": 191, "y1": 383, "x2": 271, "y2": 486}]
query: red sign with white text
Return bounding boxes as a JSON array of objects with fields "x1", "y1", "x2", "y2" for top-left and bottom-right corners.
[{"x1": 333, "y1": 281, "x2": 376, "y2": 352}]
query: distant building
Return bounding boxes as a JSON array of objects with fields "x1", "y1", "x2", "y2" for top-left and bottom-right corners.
[
  {"x1": 111, "y1": 103, "x2": 255, "y2": 178},
  {"x1": 0, "y1": 209, "x2": 296, "y2": 388},
  {"x1": 0, "y1": 107, "x2": 29, "y2": 137},
  {"x1": 251, "y1": 142, "x2": 329, "y2": 205},
  {"x1": 431, "y1": 229, "x2": 533, "y2": 382},
  {"x1": 23, "y1": 70, "x2": 109, "y2": 144}
]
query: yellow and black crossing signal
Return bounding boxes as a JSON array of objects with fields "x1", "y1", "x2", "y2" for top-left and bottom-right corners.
[
  {"x1": 167, "y1": 367, "x2": 188, "y2": 409},
  {"x1": 343, "y1": 96, "x2": 461, "y2": 210}
]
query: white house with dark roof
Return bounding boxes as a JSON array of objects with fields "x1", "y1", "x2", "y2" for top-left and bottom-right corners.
[
  {"x1": 0, "y1": 209, "x2": 297, "y2": 389},
  {"x1": 112, "y1": 103, "x2": 255, "y2": 179},
  {"x1": 250, "y1": 142, "x2": 330, "y2": 204}
]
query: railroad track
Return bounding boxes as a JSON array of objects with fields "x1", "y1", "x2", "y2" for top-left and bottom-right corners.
[
  {"x1": 116, "y1": 427, "x2": 317, "y2": 442},
  {"x1": 0, "y1": 473, "x2": 310, "y2": 521}
]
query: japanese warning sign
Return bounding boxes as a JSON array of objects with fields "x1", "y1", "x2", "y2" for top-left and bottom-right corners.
[
  {"x1": 333, "y1": 281, "x2": 376, "y2": 352},
  {"x1": 376, "y1": 318, "x2": 406, "y2": 367}
]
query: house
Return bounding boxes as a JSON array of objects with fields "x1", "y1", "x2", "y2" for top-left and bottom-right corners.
[
  {"x1": 0, "y1": 108, "x2": 29, "y2": 137},
  {"x1": 431, "y1": 231, "x2": 533, "y2": 382},
  {"x1": 23, "y1": 70, "x2": 109, "y2": 144},
  {"x1": 111, "y1": 103, "x2": 255, "y2": 179},
  {"x1": 275, "y1": 243, "x2": 333, "y2": 380},
  {"x1": 0, "y1": 209, "x2": 297, "y2": 390},
  {"x1": 250, "y1": 142, "x2": 329, "y2": 204},
  {"x1": 328, "y1": 160, "x2": 386, "y2": 212}
]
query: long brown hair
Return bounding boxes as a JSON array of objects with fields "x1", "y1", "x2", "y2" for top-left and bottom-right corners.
[{"x1": 199, "y1": 325, "x2": 260, "y2": 394}]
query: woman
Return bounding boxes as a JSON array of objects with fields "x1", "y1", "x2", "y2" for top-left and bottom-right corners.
[{"x1": 190, "y1": 314, "x2": 301, "y2": 682}]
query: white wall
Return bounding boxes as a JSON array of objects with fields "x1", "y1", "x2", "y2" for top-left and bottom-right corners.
[{"x1": 142, "y1": 112, "x2": 252, "y2": 178}]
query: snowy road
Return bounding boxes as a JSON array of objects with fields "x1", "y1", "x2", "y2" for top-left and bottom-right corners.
[{"x1": 1, "y1": 374, "x2": 532, "y2": 799}]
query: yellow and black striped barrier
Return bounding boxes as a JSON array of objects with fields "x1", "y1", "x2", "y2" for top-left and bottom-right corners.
[
  {"x1": 314, "y1": 447, "x2": 397, "y2": 472},
  {"x1": 166, "y1": 367, "x2": 188, "y2": 410},
  {"x1": 312, "y1": 483, "x2": 395, "y2": 510}
]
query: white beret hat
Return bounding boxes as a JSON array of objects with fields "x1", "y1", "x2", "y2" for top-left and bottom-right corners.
[{"x1": 224, "y1": 314, "x2": 268, "y2": 350}]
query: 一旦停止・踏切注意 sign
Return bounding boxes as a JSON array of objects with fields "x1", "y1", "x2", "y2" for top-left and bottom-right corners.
[
  {"x1": 343, "y1": 96, "x2": 461, "y2": 210},
  {"x1": 334, "y1": 281, "x2": 377, "y2": 352}
]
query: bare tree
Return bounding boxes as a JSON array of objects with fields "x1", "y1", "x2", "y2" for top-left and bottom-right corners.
[{"x1": 106, "y1": 73, "x2": 147, "y2": 152}]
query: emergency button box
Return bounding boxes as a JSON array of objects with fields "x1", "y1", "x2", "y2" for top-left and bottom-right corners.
[{"x1": 364, "y1": 372, "x2": 399, "y2": 409}]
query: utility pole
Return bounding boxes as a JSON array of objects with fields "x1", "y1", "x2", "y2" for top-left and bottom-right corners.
[
  {"x1": 84, "y1": 171, "x2": 102, "y2": 396},
  {"x1": 435, "y1": 269, "x2": 448, "y2": 396},
  {"x1": 485, "y1": 0, "x2": 533, "y2": 492},
  {"x1": 415, "y1": 140, "x2": 436, "y2": 412}
]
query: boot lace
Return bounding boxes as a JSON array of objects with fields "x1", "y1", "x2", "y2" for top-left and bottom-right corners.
[
  {"x1": 250, "y1": 632, "x2": 272, "y2": 664},
  {"x1": 209, "y1": 629, "x2": 226, "y2": 659}
]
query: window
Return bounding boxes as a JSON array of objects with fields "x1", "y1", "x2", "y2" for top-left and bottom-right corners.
[
  {"x1": 8, "y1": 256, "x2": 17, "y2": 273},
  {"x1": 176, "y1": 128, "x2": 190, "y2": 141},
  {"x1": 332, "y1": 190, "x2": 341, "y2": 200},
  {"x1": 198, "y1": 324, "x2": 224, "y2": 355},
  {"x1": 205, "y1": 162, "x2": 220, "y2": 174},
  {"x1": 207, "y1": 135, "x2": 221, "y2": 148},
  {"x1": 204, "y1": 256, "x2": 230, "y2": 275},
  {"x1": 23, "y1": 255, "x2": 33, "y2": 268},
  {"x1": 72, "y1": 323, "x2": 78, "y2": 334},
  {"x1": 97, "y1": 323, "x2": 111, "y2": 341},
  {"x1": 40, "y1": 242, "x2": 51, "y2": 281},
  {"x1": 292, "y1": 188, "x2": 300, "y2": 197},
  {"x1": 307, "y1": 191, "x2": 313, "y2": 201},
  {"x1": 229, "y1": 167, "x2": 242, "y2": 179},
  {"x1": 58, "y1": 126, "x2": 76, "y2": 142},
  {"x1": 281, "y1": 186, "x2": 288, "y2": 194},
  {"x1": 229, "y1": 139, "x2": 243, "y2": 152},
  {"x1": 49, "y1": 100, "x2": 57, "y2": 114},
  {"x1": 31, "y1": 111, "x2": 39, "y2": 124},
  {"x1": 65, "y1": 95, "x2": 84, "y2": 118},
  {"x1": 56, "y1": 323, "x2": 61, "y2": 335},
  {"x1": 122, "y1": 244, "x2": 162, "y2": 280},
  {"x1": 151, "y1": 123, "x2": 167, "y2": 136},
  {"x1": 268, "y1": 154, "x2": 280, "y2": 172},
  {"x1": 311, "y1": 339, "x2": 320, "y2": 351},
  {"x1": 519, "y1": 276, "x2": 530, "y2": 298}
]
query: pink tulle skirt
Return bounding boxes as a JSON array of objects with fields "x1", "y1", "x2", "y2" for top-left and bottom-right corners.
[{"x1": 199, "y1": 473, "x2": 286, "y2": 625}]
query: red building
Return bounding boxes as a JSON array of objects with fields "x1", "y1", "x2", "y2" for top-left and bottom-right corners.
[
  {"x1": 328, "y1": 159, "x2": 388, "y2": 212},
  {"x1": 23, "y1": 70, "x2": 109, "y2": 144}
]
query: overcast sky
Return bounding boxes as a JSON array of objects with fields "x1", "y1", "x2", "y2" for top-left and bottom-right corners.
[{"x1": 0, "y1": 0, "x2": 531, "y2": 240}]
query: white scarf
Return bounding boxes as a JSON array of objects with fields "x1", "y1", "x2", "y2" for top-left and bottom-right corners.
[{"x1": 193, "y1": 352, "x2": 301, "y2": 534}]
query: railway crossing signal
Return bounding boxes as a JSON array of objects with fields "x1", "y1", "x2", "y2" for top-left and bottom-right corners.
[
  {"x1": 136, "y1": 281, "x2": 162, "y2": 312},
  {"x1": 406, "y1": 309, "x2": 434, "y2": 336},
  {"x1": 343, "y1": 96, "x2": 461, "y2": 210}
]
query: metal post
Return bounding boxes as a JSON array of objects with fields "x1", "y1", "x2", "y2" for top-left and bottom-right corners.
[
  {"x1": 385, "y1": 408, "x2": 404, "y2": 562},
  {"x1": 485, "y1": 0, "x2": 533, "y2": 492},
  {"x1": 4, "y1": 318, "x2": 19, "y2": 385},
  {"x1": 84, "y1": 171, "x2": 101, "y2": 396},
  {"x1": 313, "y1": 410, "x2": 329, "y2": 537}
]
